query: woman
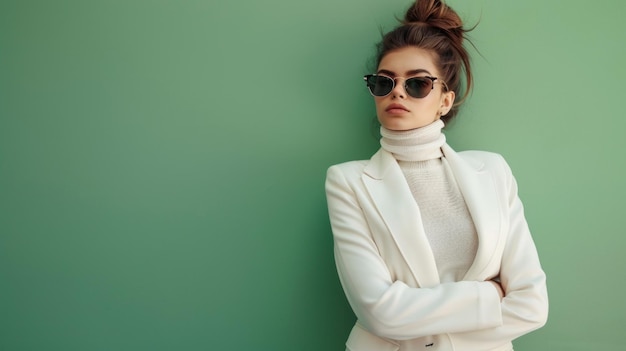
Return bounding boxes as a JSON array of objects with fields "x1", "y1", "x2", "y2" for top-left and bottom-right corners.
[{"x1": 325, "y1": 1, "x2": 548, "y2": 350}]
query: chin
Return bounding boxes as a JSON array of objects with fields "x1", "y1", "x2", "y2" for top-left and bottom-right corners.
[
  {"x1": 380, "y1": 119, "x2": 422, "y2": 131},
  {"x1": 383, "y1": 116, "x2": 440, "y2": 131},
  {"x1": 382, "y1": 124, "x2": 414, "y2": 131}
]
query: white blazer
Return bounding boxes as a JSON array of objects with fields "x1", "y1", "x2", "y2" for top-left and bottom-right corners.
[{"x1": 325, "y1": 144, "x2": 548, "y2": 351}]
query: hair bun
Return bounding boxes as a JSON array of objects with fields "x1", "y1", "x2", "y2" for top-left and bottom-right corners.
[{"x1": 403, "y1": 0, "x2": 465, "y2": 41}]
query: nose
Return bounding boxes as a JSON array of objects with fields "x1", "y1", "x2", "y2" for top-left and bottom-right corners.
[{"x1": 390, "y1": 77, "x2": 406, "y2": 99}]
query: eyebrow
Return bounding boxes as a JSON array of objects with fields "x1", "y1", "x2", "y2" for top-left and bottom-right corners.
[{"x1": 376, "y1": 68, "x2": 432, "y2": 77}]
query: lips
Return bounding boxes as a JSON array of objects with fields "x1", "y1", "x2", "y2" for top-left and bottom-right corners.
[{"x1": 385, "y1": 103, "x2": 409, "y2": 113}]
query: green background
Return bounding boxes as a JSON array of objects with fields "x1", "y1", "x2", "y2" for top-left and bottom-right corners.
[{"x1": 1, "y1": 0, "x2": 625, "y2": 350}]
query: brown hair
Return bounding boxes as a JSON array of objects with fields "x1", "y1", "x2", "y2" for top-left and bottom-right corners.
[{"x1": 374, "y1": 0, "x2": 474, "y2": 124}]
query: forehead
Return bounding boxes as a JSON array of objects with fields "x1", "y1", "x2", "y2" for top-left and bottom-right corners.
[{"x1": 378, "y1": 47, "x2": 439, "y2": 76}]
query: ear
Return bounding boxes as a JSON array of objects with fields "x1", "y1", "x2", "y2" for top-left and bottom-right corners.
[{"x1": 440, "y1": 90, "x2": 455, "y2": 116}]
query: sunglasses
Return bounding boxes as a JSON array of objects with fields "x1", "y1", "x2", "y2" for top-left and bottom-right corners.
[{"x1": 363, "y1": 74, "x2": 447, "y2": 98}]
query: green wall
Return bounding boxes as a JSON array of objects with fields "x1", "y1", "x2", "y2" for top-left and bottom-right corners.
[{"x1": 1, "y1": 0, "x2": 625, "y2": 350}]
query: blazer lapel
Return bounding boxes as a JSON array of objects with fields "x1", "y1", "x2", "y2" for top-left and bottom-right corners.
[
  {"x1": 362, "y1": 149, "x2": 440, "y2": 288},
  {"x1": 441, "y1": 144, "x2": 504, "y2": 280}
]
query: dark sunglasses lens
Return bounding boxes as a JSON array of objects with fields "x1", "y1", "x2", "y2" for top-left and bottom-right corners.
[
  {"x1": 367, "y1": 76, "x2": 394, "y2": 96},
  {"x1": 405, "y1": 78, "x2": 433, "y2": 98}
]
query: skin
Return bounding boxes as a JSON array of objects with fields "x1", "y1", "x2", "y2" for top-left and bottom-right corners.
[{"x1": 374, "y1": 46, "x2": 455, "y2": 131}]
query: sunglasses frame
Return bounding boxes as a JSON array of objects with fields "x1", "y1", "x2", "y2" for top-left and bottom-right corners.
[{"x1": 363, "y1": 74, "x2": 448, "y2": 99}]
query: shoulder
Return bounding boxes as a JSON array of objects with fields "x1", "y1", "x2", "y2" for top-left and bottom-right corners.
[
  {"x1": 326, "y1": 159, "x2": 369, "y2": 182},
  {"x1": 458, "y1": 149, "x2": 507, "y2": 167},
  {"x1": 455, "y1": 149, "x2": 515, "y2": 181},
  {"x1": 325, "y1": 160, "x2": 371, "y2": 198}
]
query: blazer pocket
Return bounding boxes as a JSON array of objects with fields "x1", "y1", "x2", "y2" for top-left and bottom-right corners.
[{"x1": 346, "y1": 323, "x2": 399, "y2": 351}]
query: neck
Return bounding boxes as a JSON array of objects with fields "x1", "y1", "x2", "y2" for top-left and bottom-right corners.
[{"x1": 380, "y1": 119, "x2": 446, "y2": 162}]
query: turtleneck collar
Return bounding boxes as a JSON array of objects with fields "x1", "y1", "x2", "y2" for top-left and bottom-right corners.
[{"x1": 380, "y1": 119, "x2": 446, "y2": 162}]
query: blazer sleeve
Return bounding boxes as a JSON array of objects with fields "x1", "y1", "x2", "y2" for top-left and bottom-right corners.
[
  {"x1": 325, "y1": 164, "x2": 503, "y2": 341},
  {"x1": 447, "y1": 155, "x2": 549, "y2": 349}
]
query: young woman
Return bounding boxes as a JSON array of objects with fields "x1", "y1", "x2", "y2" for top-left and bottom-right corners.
[{"x1": 325, "y1": 1, "x2": 548, "y2": 350}]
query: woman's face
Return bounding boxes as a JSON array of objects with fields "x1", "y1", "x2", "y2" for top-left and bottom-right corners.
[{"x1": 374, "y1": 46, "x2": 455, "y2": 131}]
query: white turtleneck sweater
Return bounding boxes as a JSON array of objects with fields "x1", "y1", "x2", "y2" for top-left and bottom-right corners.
[{"x1": 380, "y1": 119, "x2": 478, "y2": 283}]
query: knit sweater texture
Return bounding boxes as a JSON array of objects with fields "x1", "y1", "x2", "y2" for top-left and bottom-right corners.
[{"x1": 380, "y1": 119, "x2": 478, "y2": 283}]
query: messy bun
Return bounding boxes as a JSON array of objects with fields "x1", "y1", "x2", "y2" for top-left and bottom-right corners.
[{"x1": 374, "y1": 0, "x2": 474, "y2": 124}]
